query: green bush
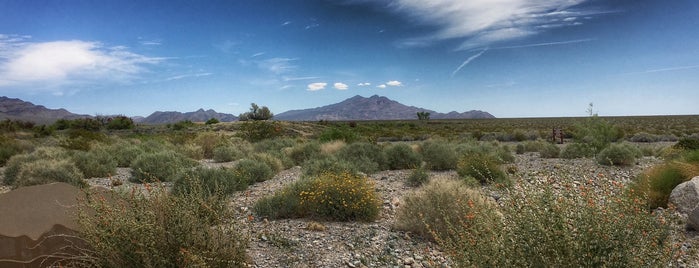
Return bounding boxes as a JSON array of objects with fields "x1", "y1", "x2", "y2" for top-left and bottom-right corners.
[
  {"x1": 318, "y1": 125, "x2": 359, "y2": 143},
  {"x1": 596, "y1": 143, "x2": 641, "y2": 166},
  {"x1": 0, "y1": 136, "x2": 33, "y2": 166},
  {"x1": 384, "y1": 143, "x2": 422, "y2": 170},
  {"x1": 3, "y1": 147, "x2": 73, "y2": 187},
  {"x1": 72, "y1": 148, "x2": 117, "y2": 178},
  {"x1": 628, "y1": 132, "x2": 659, "y2": 143},
  {"x1": 105, "y1": 141, "x2": 144, "y2": 167},
  {"x1": 301, "y1": 157, "x2": 358, "y2": 178},
  {"x1": 13, "y1": 159, "x2": 86, "y2": 188},
  {"x1": 560, "y1": 143, "x2": 595, "y2": 159},
  {"x1": 251, "y1": 153, "x2": 284, "y2": 173},
  {"x1": 674, "y1": 137, "x2": 699, "y2": 150},
  {"x1": 572, "y1": 113, "x2": 621, "y2": 154},
  {"x1": 238, "y1": 121, "x2": 283, "y2": 142},
  {"x1": 254, "y1": 172, "x2": 381, "y2": 222},
  {"x1": 431, "y1": 180, "x2": 674, "y2": 267},
  {"x1": 75, "y1": 182, "x2": 247, "y2": 267},
  {"x1": 630, "y1": 162, "x2": 699, "y2": 208},
  {"x1": 193, "y1": 132, "x2": 229, "y2": 159},
  {"x1": 406, "y1": 167, "x2": 429, "y2": 187},
  {"x1": 105, "y1": 115, "x2": 134, "y2": 130},
  {"x1": 287, "y1": 141, "x2": 321, "y2": 166},
  {"x1": 395, "y1": 179, "x2": 492, "y2": 241},
  {"x1": 336, "y1": 142, "x2": 386, "y2": 174},
  {"x1": 420, "y1": 141, "x2": 458, "y2": 171},
  {"x1": 130, "y1": 151, "x2": 197, "y2": 183},
  {"x1": 233, "y1": 158, "x2": 275, "y2": 184},
  {"x1": 539, "y1": 143, "x2": 560, "y2": 158},
  {"x1": 173, "y1": 167, "x2": 247, "y2": 198},
  {"x1": 457, "y1": 154, "x2": 508, "y2": 185},
  {"x1": 212, "y1": 145, "x2": 244, "y2": 163},
  {"x1": 205, "y1": 118, "x2": 220, "y2": 125}
]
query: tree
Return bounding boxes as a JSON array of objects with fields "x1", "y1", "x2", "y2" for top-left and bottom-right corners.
[
  {"x1": 417, "y1": 111, "x2": 431, "y2": 120},
  {"x1": 239, "y1": 103, "x2": 273, "y2": 121}
]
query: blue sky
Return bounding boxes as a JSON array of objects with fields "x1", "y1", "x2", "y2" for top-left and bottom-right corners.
[{"x1": 1, "y1": 0, "x2": 698, "y2": 118}]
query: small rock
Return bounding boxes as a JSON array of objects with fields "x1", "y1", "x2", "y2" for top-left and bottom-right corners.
[{"x1": 404, "y1": 257, "x2": 415, "y2": 265}]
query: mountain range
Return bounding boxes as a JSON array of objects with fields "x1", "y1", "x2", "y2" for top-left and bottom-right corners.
[
  {"x1": 0, "y1": 95, "x2": 494, "y2": 124},
  {"x1": 275, "y1": 95, "x2": 494, "y2": 121}
]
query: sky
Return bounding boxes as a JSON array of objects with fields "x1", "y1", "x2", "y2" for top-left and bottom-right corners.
[{"x1": 1, "y1": 0, "x2": 698, "y2": 118}]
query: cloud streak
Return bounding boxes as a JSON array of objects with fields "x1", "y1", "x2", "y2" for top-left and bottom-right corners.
[
  {"x1": 452, "y1": 48, "x2": 488, "y2": 77},
  {"x1": 622, "y1": 65, "x2": 699, "y2": 75}
]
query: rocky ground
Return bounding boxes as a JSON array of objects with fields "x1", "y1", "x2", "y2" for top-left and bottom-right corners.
[{"x1": 2, "y1": 152, "x2": 698, "y2": 267}]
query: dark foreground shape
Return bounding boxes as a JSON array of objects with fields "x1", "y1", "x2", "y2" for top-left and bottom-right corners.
[{"x1": 0, "y1": 183, "x2": 92, "y2": 267}]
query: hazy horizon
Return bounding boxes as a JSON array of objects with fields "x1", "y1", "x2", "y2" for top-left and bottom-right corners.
[{"x1": 1, "y1": 0, "x2": 698, "y2": 118}]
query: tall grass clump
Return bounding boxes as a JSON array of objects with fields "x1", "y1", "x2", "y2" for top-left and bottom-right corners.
[
  {"x1": 254, "y1": 172, "x2": 381, "y2": 222},
  {"x1": 539, "y1": 142, "x2": 561, "y2": 158},
  {"x1": 212, "y1": 145, "x2": 244, "y2": 163},
  {"x1": 72, "y1": 148, "x2": 117, "y2": 178},
  {"x1": 193, "y1": 132, "x2": 229, "y2": 158},
  {"x1": 73, "y1": 181, "x2": 247, "y2": 267},
  {"x1": 4, "y1": 147, "x2": 85, "y2": 188},
  {"x1": 233, "y1": 158, "x2": 275, "y2": 184},
  {"x1": 173, "y1": 167, "x2": 247, "y2": 198},
  {"x1": 561, "y1": 143, "x2": 596, "y2": 159},
  {"x1": 130, "y1": 151, "x2": 197, "y2": 183},
  {"x1": 395, "y1": 178, "x2": 495, "y2": 241},
  {"x1": 0, "y1": 135, "x2": 33, "y2": 166},
  {"x1": 596, "y1": 143, "x2": 642, "y2": 166},
  {"x1": 318, "y1": 125, "x2": 360, "y2": 143},
  {"x1": 456, "y1": 154, "x2": 509, "y2": 185},
  {"x1": 287, "y1": 141, "x2": 321, "y2": 166},
  {"x1": 406, "y1": 166, "x2": 429, "y2": 187},
  {"x1": 425, "y1": 179, "x2": 675, "y2": 267},
  {"x1": 420, "y1": 141, "x2": 458, "y2": 171},
  {"x1": 105, "y1": 141, "x2": 144, "y2": 167},
  {"x1": 301, "y1": 157, "x2": 358, "y2": 178},
  {"x1": 336, "y1": 142, "x2": 387, "y2": 173},
  {"x1": 384, "y1": 143, "x2": 422, "y2": 170},
  {"x1": 630, "y1": 161, "x2": 699, "y2": 209},
  {"x1": 251, "y1": 153, "x2": 284, "y2": 173}
]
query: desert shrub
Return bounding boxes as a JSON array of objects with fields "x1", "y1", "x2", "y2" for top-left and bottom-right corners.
[
  {"x1": 72, "y1": 148, "x2": 117, "y2": 178},
  {"x1": 432, "y1": 180, "x2": 674, "y2": 267},
  {"x1": 320, "y1": 140, "x2": 346, "y2": 155},
  {"x1": 173, "y1": 167, "x2": 246, "y2": 198},
  {"x1": 170, "y1": 120, "x2": 194, "y2": 130},
  {"x1": 301, "y1": 157, "x2": 358, "y2": 178},
  {"x1": 674, "y1": 137, "x2": 699, "y2": 150},
  {"x1": 130, "y1": 151, "x2": 197, "y2": 183},
  {"x1": 336, "y1": 142, "x2": 387, "y2": 173},
  {"x1": 12, "y1": 159, "x2": 86, "y2": 188},
  {"x1": 683, "y1": 150, "x2": 699, "y2": 164},
  {"x1": 457, "y1": 154, "x2": 508, "y2": 185},
  {"x1": 572, "y1": 111, "x2": 621, "y2": 155},
  {"x1": 193, "y1": 132, "x2": 229, "y2": 159},
  {"x1": 105, "y1": 115, "x2": 134, "y2": 130},
  {"x1": 60, "y1": 129, "x2": 107, "y2": 151},
  {"x1": 74, "y1": 182, "x2": 247, "y2": 267},
  {"x1": 515, "y1": 143, "x2": 526, "y2": 154},
  {"x1": 406, "y1": 167, "x2": 429, "y2": 187},
  {"x1": 4, "y1": 147, "x2": 72, "y2": 187},
  {"x1": 238, "y1": 120, "x2": 283, "y2": 142},
  {"x1": 179, "y1": 143, "x2": 205, "y2": 160},
  {"x1": 105, "y1": 141, "x2": 144, "y2": 167},
  {"x1": 212, "y1": 145, "x2": 244, "y2": 163},
  {"x1": 233, "y1": 158, "x2": 275, "y2": 184},
  {"x1": 254, "y1": 137, "x2": 296, "y2": 153},
  {"x1": 251, "y1": 153, "x2": 284, "y2": 173},
  {"x1": 205, "y1": 118, "x2": 220, "y2": 125},
  {"x1": 395, "y1": 179, "x2": 493, "y2": 241},
  {"x1": 630, "y1": 162, "x2": 699, "y2": 209},
  {"x1": 596, "y1": 143, "x2": 641, "y2": 166},
  {"x1": 287, "y1": 141, "x2": 321, "y2": 166},
  {"x1": 254, "y1": 172, "x2": 380, "y2": 222},
  {"x1": 420, "y1": 141, "x2": 458, "y2": 171},
  {"x1": 539, "y1": 142, "x2": 561, "y2": 158},
  {"x1": 628, "y1": 132, "x2": 659, "y2": 143},
  {"x1": 0, "y1": 136, "x2": 33, "y2": 166},
  {"x1": 318, "y1": 125, "x2": 359, "y2": 143},
  {"x1": 384, "y1": 143, "x2": 422, "y2": 170},
  {"x1": 560, "y1": 143, "x2": 595, "y2": 159}
]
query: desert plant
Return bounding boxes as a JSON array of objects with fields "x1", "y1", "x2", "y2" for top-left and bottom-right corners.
[
  {"x1": 254, "y1": 172, "x2": 381, "y2": 222},
  {"x1": 301, "y1": 157, "x2": 358, "y2": 178},
  {"x1": 318, "y1": 125, "x2": 359, "y2": 143},
  {"x1": 420, "y1": 141, "x2": 458, "y2": 171},
  {"x1": 630, "y1": 161, "x2": 699, "y2": 208},
  {"x1": 405, "y1": 166, "x2": 429, "y2": 187},
  {"x1": 628, "y1": 132, "x2": 659, "y2": 143},
  {"x1": 432, "y1": 179, "x2": 675, "y2": 267},
  {"x1": 130, "y1": 151, "x2": 197, "y2": 183},
  {"x1": 105, "y1": 115, "x2": 134, "y2": 130},
  {"x1": 596, "y1": 143, "x2": 641, "y2": 166},
  {"x1": 395, "y1": 178, "x2": 493, "y2": 241},
  {"x1": 72, "y1": 148, "x2": 117, "y2": 178},
  {"x1": 13, "y1": 159, "x2": 86, "y2": 188},
  {"x1": 173, "y1": 167, "x2": 246, "y2": 198},
  {"x1": 457, "y1": 153, "x2": 508, "y2": 185},
  {"x1": 384, "y1": 143, "x2": 422, "y2": 170},
  {"x1": 238, "y1": 103, "x2": 273, "y2": 121},
  {"x1": 674, "y1": 137, "x2": 699, "y2": 150},
  {"x1": 233, "y1": 158, "x2": 275, "y2": 184},
  {"x1": 287, "y1": 141, "x2": 321, "y2": 166},
  {"x1": 4, "y1": 147, "x2": 73, "y2": 187},
  {"x1": 560, "y1": 143, "x2": 595, "y2": 159},
  {"x1": 105, "y1": 141, "x2": 144, "y2": 167},
  {"x1": 212, "y1": 145, "x2": 244, "y2": 163},
  {"x1": 336, "y1": 142, "x2": 387, "y2": 173},
  {"x1": 251, "y1": 152, "x2": 284, "y2": 173},
  {"x1": 539, "y1": 142, "x2": 561, "y2": 158},
  {"x1": 238, "y1": 120, "x2": 283, "y2": 142},
  {"x1": 193, "y1": 132, "x2": 229, "y2": 159},
  {"x1": 0, "y1": 136, "x2": 33, "y2": 166},
  {"x1": 205, "y1": 118, "x2": 220, "y2": 125},
  {"x1": 74, "y1": 181, "x2": 247, "y2": 267},
  {"x1": 571, "y1": 104, "x2": 622, "y2": 155}
]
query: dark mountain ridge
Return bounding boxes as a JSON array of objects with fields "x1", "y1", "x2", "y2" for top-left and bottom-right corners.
[{"x1": 0, "y1": 96, "x2": 89, "y2": 124}]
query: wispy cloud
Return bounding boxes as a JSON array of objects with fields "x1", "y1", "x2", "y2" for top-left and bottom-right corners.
[
  {"x1": 334, "y1": 82, "x2": 349, "y2": 90},
  {"x1": 622, "y1": 65, "x2": 699, "y2": 75},
  {"x1": 307, "y1": 82, "x2": 327, "y2": 91},
  {"x1": 377, "y1": 84, "x2": 387, "y2": 89},
  {"x1": 214, "y1": 40, "x2": 238, "y2": 53},
  {"x1": 164, "y1": 72, "x2": 212, "y2": 81},
  {"x1": 491, "y1": 38, "x2": 594, "y2": 50},
  {"x1": 138, "y1": 38, "x2": 162, "y2": 46},
  {"x1": 305, "y1": 23, "x2": 320, "y2": 30},
  {"x1": 363, "y1": 0, "x2": 608, "y2": 50},
  {"x1": 357, "y1": 82, "x2": 371, "y2": 86},
  {"x1": 452, "y1": 48, "x2": 488, "y2": 77},
  {"x1": 281, "y1": 21, "x2": 292, "y2": 26},
  {"x1": 0, "y1": 36, "x2": 164, "y2": 89},
  {"x1": 283, "y1": 76, "x2": 320, "y2": 81},
  {"x1": 256, "y1": 57, "x2": 297, "y2": 74},
  {"x1": 386, "y1": 80, "x2": 403, "y2": 86}
]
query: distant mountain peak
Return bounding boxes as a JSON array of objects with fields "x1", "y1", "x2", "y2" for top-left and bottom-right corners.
[
  {"x1": 275, "y1": 95, "x2": 494, "y2": 121},
  {"x1": 0, "y1": 96, "x2": 89, "y2": 124}
]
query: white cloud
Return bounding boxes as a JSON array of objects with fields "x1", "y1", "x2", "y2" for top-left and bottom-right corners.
[
  {"x1": 307, "y1": 82, "x2": 327, "y2": 91},
  {"x1": 257, "y1": 57, "x2": 297, "y2": 74},
  {"x1": 333, "y1": 82, "x2": 349, "y2": 90},
  {"x1": 357, "y1": 82, "x2": 371, "y2": 86},
  {"x1": 377, "y1": 84, "x2": 387, "y2": 89},
  {"x1": 0, "y1": 37, "x2": 163, "y2": 89},
  {"x1": 164, "y1": 72, "x2": 212, "y2": 81},
  {"x1": 378, "y1": 0, "x2": 601, "y2": 49},
  {"x1": 452, "y1": 48, "x2": 488, "y2": 77},
  {"x1": 281, "y1": 21, "x2": 292, "y2": 26},
  {"x1": 386, "y1": 80, "x2": 402, "y2": 86}
]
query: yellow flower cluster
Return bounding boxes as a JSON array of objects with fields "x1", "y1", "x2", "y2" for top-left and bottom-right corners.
[{"x1": 298, "y1": 172, "x2": 380, "y2": 221}]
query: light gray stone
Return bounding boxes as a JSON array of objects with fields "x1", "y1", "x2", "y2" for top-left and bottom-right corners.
[
  {"x1": 669, "y1": 176, "x2": 699, "y2": 214},
  {"x1": 689, "y1": 205, "x2": 699, "y2": 231}
]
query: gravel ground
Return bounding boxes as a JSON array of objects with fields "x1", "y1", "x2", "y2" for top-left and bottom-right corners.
[{"x1": 1, "y1": 152, "x2": 698, "y2": 267}]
